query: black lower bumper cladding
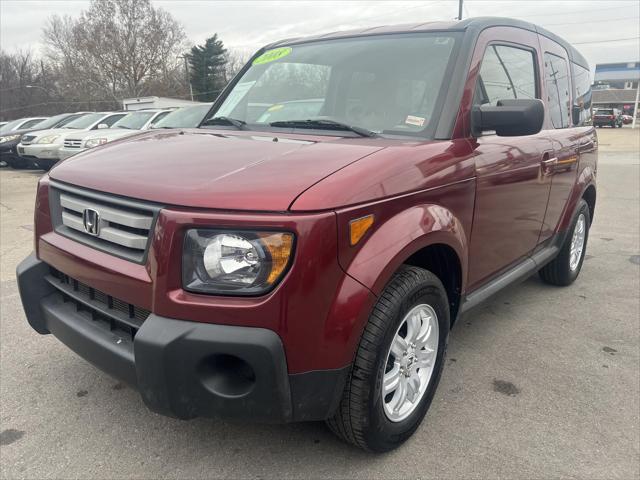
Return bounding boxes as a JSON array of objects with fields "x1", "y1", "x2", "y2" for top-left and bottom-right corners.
[{"x1": 17, "y1": 253, "x2": 348, "y2": 422}]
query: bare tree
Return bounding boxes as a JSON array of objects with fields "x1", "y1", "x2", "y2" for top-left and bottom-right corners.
[{"x1": 43, "y1": 0, "x2": 187, "y2": 101}]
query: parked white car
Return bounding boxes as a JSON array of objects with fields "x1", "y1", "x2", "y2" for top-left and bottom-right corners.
[
  {"x1": 58, "y1": 109, "x2": 171, "y2": 160},
  {"x1": 17, "y1": 111, "x2": 126, "y2": 170}
]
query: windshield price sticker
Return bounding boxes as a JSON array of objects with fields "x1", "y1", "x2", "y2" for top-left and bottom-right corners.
[
  {"x1": 405, "y1": 115, "x2": 426, "y2": 127},
  {"x1": 253, "y1": 47, "x2": 292, "y2": 65}
]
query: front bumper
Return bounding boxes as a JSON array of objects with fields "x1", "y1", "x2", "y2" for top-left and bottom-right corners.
[
  {"x1": 17, "y1": 253, "x2": 348, "y2": 422},
  {"x1": 58, "y1": 146, "x2": 86, "y2": 160},
  {"x1": 18, "y1": 143, "x2": 62, "y2": 161}
]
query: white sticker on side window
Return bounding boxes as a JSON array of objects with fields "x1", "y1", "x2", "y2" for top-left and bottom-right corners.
[
  {"x1": 405, "y1": 115, "x2": 426, "y2": 127},
  {"x1": 216, "y1": 81, "x2": 256, "y2": 117}
]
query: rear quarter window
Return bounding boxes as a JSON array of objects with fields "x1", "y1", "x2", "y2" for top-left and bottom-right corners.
[
  {"x1": 571, "y1": 62, "x2": 592, "y2": 126},
  {"x1": 544, "y1": 52, "x2": 571, "y2": 128}
]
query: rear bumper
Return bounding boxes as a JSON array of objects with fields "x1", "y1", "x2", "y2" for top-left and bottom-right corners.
[{"x1": 17, "y1": 253, "x2": 348, "y2": 422}]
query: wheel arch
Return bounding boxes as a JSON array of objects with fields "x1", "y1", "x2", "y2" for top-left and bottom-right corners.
[
  {"x1": 582, "y1": 183, "x2": 596, "y2": 225},
  {"x1": 337, "y1": 204, "x2": 469, "y2": 326}
]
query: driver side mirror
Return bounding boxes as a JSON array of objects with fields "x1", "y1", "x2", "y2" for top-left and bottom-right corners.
[
  {"x1": 97, "y1": 123, "x2": 109, "y2": 129},
  {"x1": 472, "y1": 99, "x2": 544, "y2": 137}
]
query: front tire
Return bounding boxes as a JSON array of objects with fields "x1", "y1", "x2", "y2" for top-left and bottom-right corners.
[
  {"x1": 539, "y1": 199, "x2": 590, "y2": 286},
  {"x1": 326, "y1": 266, "x2": 449, "y2": 452}
]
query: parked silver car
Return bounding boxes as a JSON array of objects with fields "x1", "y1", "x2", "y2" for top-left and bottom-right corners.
[
  {"x1": 17, "y1": 112, "x2": 126, "y2": 170},
  {"x1": 58, "y1": 109, "x2": 171, "y2": 160}
]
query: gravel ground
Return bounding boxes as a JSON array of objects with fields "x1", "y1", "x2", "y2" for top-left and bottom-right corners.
[{"x1": 1, "y1": 128, "x2": 638, "y2": 479}]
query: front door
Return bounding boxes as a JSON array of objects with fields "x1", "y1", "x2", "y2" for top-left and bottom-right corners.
[{"x1": 466, "y1": 28, "x2": 553, "y2": 289}]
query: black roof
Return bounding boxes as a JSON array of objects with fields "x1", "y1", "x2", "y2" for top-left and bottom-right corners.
[{"x1": 267, "y1": 16, "x2": 589, "y2": 69}]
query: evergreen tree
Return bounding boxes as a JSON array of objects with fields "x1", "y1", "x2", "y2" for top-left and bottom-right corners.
[{"x1": 187, "y1": 35, "x2": 228, "y2": 102}]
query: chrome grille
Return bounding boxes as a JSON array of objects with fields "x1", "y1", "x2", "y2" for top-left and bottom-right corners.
[
  {"x1": 63, "y1": 139, "x2": 83, "y2": 148},
  {"x1": 49, "y1": 181, "x2": 160, "y2": 263}
]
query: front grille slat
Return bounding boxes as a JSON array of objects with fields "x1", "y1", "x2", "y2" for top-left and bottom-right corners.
[
  {"x1": 49, "y1": 181, "x2": 160, "y2": 264},
  {"x1": 63, "y1": 139, "x2": 83, "y2": 148},
  {"x1": 46, "y1": 268, "x2": 150, "y2": 338}
]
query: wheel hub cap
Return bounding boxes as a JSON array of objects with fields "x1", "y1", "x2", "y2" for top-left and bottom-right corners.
[
  {"x1": 382, "y1": 304, "x2": 439, "y2": 422},
  {"x1": 569, "y1": 213, "x2": 586, "y2": 271}
]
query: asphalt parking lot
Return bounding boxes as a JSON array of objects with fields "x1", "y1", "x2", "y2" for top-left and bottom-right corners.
[{"x1": 1, "y1": 128, "x2": 638, "y2": 479}]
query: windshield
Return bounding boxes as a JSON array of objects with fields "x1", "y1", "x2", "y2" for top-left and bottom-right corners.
[
  {"x1": 112, "y1": 111, "x2": 155, "y2": 130},
  {"x1": 25, "y1": 113, "x2": 74, "y2": 130},
  {"x1": 63, "y1": 113, "x2": 106, "y2": 129},
  {"x1": 0, "y1": 118, "x2": 29, "y2": 134},
  {"x1": 152, "y1": 104, "x2": 211, "y2": 128},
  {"x1": 595, "y1": 109, "x2": 613, "y2": 115},
  {"x1": 204, "y1": 33, "x2": 458, "y2": 136}
]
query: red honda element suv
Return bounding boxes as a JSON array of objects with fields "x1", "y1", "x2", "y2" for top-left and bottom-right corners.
[{"x1": 18, "y1": 17, "x2": 597, "y2": 452}]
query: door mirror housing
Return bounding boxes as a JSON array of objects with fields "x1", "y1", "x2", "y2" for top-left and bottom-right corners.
[
  {"x1": 97, "y1": 123, "x2": 109, "y2": 129},
  {"x1": 472, "y1": 99, "x2": 544, "y2": 137}
]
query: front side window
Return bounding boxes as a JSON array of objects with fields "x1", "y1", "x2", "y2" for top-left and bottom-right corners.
[
  {"x1": 205, "y1": 33, "x2": 459, "y2": 136},
  {"x1": 572, "y1": 62, "x2": 592, "y2": 126},
  {"x1": 475, "y1": 45, "x2": 537, "y2": 106},
  {"x1": 99, "y1": 114, "x2": 126, "y2": 128},
  {"x1": 544, "y1": 52, "x2": 571, "y2": 128}
]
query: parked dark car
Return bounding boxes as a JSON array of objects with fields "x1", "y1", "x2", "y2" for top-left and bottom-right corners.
[
  {"x1": 18, "y1": 17, "x2": 597, "y2": 452},
  {"x1": 1, "y1": 113, "x2": 89, "y2": 168},
  {"x1": 593, "y1": 108, "x2": 623, "y2": 128}
]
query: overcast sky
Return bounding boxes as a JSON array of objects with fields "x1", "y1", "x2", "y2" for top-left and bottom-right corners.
[{"x1": 1, "y1": 0, "x2": 639, "y2": 70}]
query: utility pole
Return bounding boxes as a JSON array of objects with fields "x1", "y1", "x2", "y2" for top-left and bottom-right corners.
[
  {"x1": 632, "y1": 79, "x2": 639, "y2": 129},
  {"x1": 457, "y1": 0, "x2": 463, "y2": 20},
  {"x1": 180, "y1": 55, "x2": 194, "y2": 102}
]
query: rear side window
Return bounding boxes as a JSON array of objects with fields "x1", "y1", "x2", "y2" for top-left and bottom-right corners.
[
  {"x1": 572, "y1": 62, "x2": 592, "y2": 126},
  {"x1": 544, "y1": 52, "x2": 571, "y2": 128},
  {"x1": 475, "y1": 45, "x2": 537, "y2": 106}
]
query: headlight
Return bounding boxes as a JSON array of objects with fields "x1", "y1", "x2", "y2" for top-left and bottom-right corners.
[
  {"x1": 0, "y1": 134, "x2": 20, "y2": 144},
  {"x1": 37, "y1": 135, "x2": 59, "y2": 144},
  {"x1": 183, "y1": 229, "x2": 294, "y2": 295},
  {"x1": 85, "y1": 138, "x2": 108, "y2": 149}
]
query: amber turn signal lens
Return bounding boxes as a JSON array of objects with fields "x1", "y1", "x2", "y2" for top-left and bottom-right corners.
[
  {"x1": 349, "y1": 214, "x2": 374, "y2": 246},
  {"x1": 259, "y1": 232, "x2": 294, "y2": 284}
]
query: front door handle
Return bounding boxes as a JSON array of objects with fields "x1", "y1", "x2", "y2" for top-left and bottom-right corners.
[{"x1": 541, "y1": 157, "x2": 557, "y2": 176}]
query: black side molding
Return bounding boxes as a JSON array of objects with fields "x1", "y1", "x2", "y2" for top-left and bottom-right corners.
[{"x1": 460, "y1": 241, "x2": 560, "y2": 314}]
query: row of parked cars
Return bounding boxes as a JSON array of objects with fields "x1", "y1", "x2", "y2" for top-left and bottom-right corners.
[{"x1": 0, "y1": 104, "x2": 212, "y2": 170}]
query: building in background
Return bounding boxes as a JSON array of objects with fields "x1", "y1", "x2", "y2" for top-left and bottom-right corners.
[{"x1": 592, "y1": 62, "x2": 640, "y2": 116}]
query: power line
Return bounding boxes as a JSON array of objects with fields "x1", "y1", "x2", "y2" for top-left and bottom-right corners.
[
  {"x1": 572, "y1": 36, "x2": 640, "y2": 45},
  {"x1": 543, "y1": 16, "x2": 640, "y2": 26},
  {"x1": 514, "y1": 6, "x2": 636, "y2": 18}
]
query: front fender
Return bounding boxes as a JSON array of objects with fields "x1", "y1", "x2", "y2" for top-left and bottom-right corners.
[{"x1": 335, "y1": 180, "x2": 474, "y2": 296}]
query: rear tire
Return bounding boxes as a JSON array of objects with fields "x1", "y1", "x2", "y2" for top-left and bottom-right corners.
[
  {"x1": 539, "y1": 199, "x2": 590, "y2": 286},
  {"x1": 326, "y1": 265, "x2": 449, "y2": 452}
]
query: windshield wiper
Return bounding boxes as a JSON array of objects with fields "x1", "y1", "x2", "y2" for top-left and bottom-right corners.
[
  {"x1": 269, "y1": 119, "x2": 376, "y2": 137},
  {"x1": 202, "y1": 116, "x2": 247, "y2": 129}
]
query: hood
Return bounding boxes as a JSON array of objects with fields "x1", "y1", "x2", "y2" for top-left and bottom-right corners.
[
  {"x1": 78, "y1": 128, "x2": 140, "y2": 143},
  {"x1": 50, "y1": 129, "x2": 384, "y2": 211},
  {"x1": 24, "y1": 128, "x2": 76, "y2": 143}
]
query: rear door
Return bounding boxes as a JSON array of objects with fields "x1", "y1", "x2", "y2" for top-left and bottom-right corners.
[
  {"x1": 537, "y1": 35, "x2": 595, "y2": 243},
  {"x1": 466, "y1": 27, "x2": 554, "y2": 289}
]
